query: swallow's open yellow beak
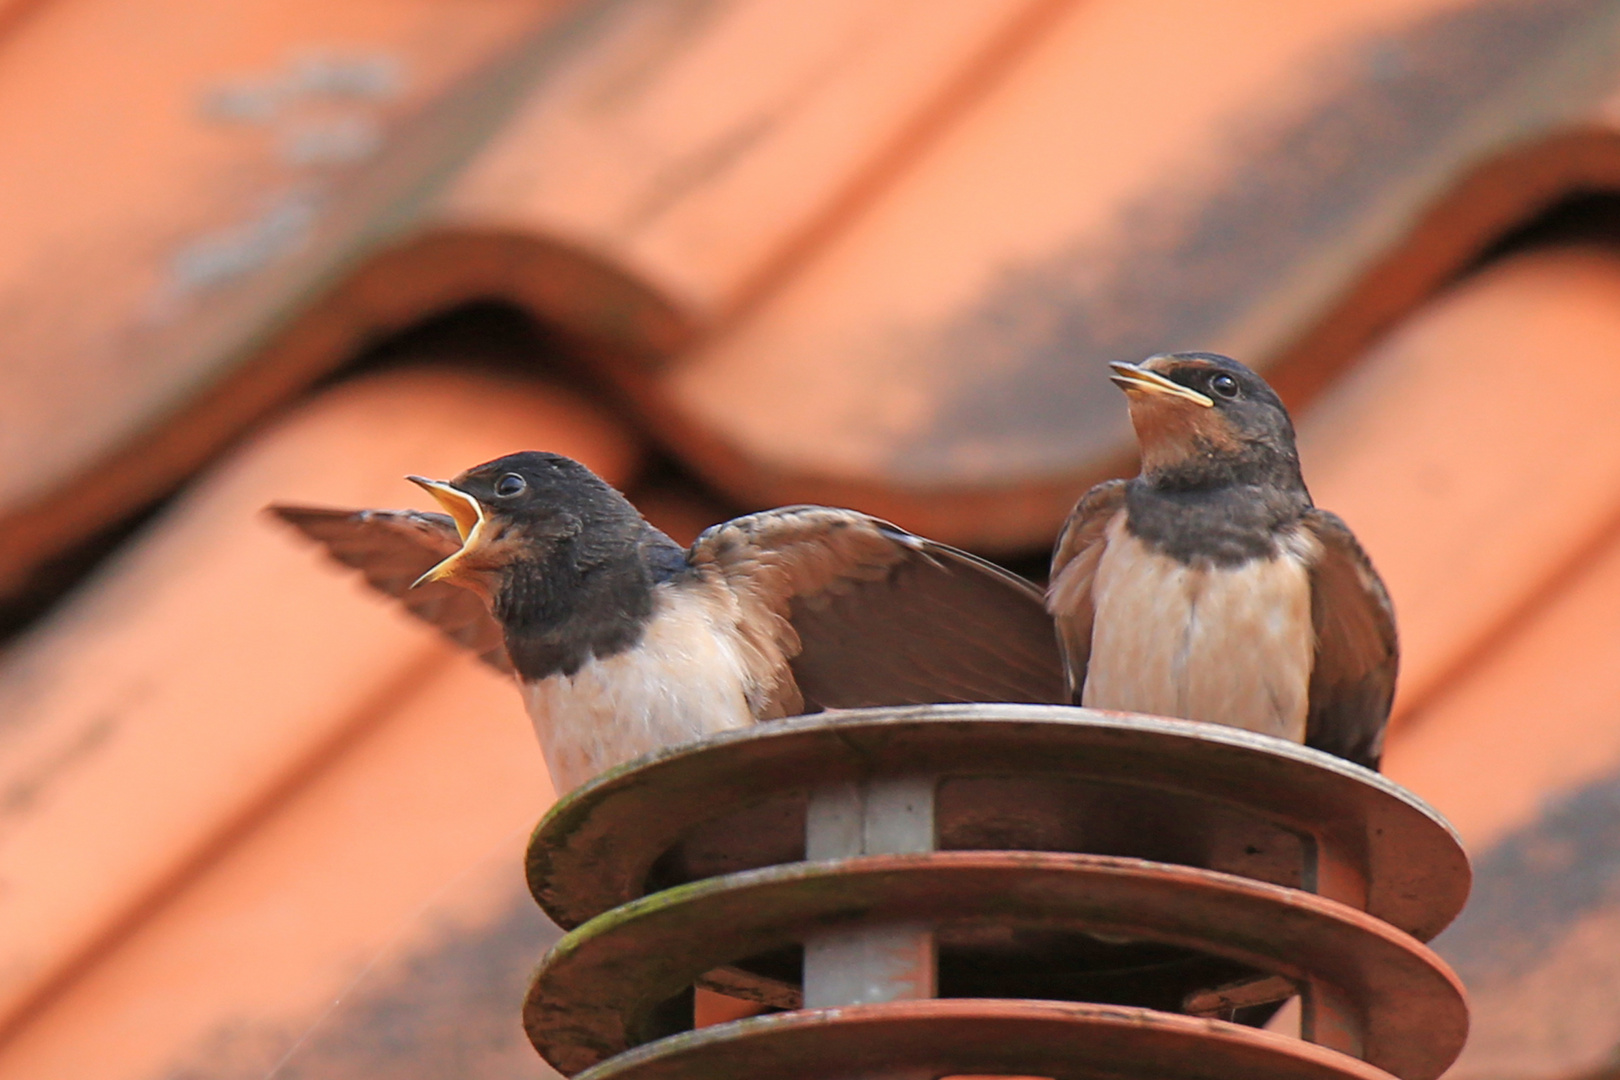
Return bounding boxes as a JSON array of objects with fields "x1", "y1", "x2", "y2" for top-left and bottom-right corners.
[
  {"x1": 1108, "y1": 361, "x2": 1214, "y2": 408},
  {"x1": 407, "y1": 476, "x2": 486, "y2": 587}
]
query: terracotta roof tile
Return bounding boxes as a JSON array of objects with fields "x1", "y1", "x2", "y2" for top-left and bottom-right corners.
[
  {"x1": 0, "y1": 0, "x2": 573, "y2": 594},
  {"x1": 437, "y1": 0, "x2": 1064, "y2": 325},
  {"x1": 0, "y1": 368, "x2": 634, "y2": 1034},
  {"x1": 648, "y1": 0, "x2": 1620, "y2": 547},
  {"x1": 10, "y1": 0, "x2": 1617, "y2": 576},
  {"x1": 0, "y1": 0, "x2": 1056, "y2": 594},
  {"x1": 1298, "y1": 245, "x2": 1620, "y2": 715},
  {"x1": 2, "y1": 1, "x2": 1619, "y2": 1074},
  {"x1": 0, "y1": 650, "x2": 560, "y2": 1080},
  {"x1": 1365, "y1": 248, "x2": 1620, "y2": 1077},
  {"x1": 1384, "y1": 523, "x2": 1620, "y2": 1078}
]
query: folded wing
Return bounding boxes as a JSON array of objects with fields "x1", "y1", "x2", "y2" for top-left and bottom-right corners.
[
  {"x1": 1302, "y1": 509, "x2": 1398, "y2": 770},
  {"x1": 1045, "y1": 480, "x2": 1128, "y2": 701}
]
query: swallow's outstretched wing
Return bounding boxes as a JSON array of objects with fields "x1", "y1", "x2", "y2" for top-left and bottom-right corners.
[
  {"x1": 689, "y1": 506, "x2": 1066, "y2": 713},
  {"x1": 270, "y1": 506, "x2": 512, "y2": 673}
]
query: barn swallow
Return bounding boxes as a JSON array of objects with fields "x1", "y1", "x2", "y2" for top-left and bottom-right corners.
[
  {"x1": 1047, "y1": 353, "x2": 1396, "y2": 769},
  {"x1": 273, "y1": 452, "x2": 1065, "y2": 792}
]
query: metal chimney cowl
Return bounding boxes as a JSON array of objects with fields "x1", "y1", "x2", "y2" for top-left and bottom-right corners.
[{"x1": 521, "y1": 704, "x2": 1470, "y2": 1080}]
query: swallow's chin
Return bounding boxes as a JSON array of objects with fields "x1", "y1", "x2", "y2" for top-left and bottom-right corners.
[{"x1": 1128, "y1": 402, "x2": 1212, "y2": 476}]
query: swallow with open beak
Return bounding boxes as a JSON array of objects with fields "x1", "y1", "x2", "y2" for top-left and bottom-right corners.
[
  {"x1": 273, "y1": 451, "x2": 1065, "y2": 792},
  {"x1": 1047, "y1": 353, "x2": 1396, "y2": 768}
]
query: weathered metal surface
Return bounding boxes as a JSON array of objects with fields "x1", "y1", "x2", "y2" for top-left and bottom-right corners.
[
  {"x1": 801, "y1": 776, "x2": 938, "y2": 1009},
  {"x1": 525, "y1": 852, "x2": 1466, "y2": 1078},
  {"x1": 571, "y1": 999, "x2": 1398, "y2": 1080},
  {"x1": 526, "y1": 705, "x2": 1468, "y2": 941}
]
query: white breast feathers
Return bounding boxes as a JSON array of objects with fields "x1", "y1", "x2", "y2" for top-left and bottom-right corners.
[
  {"x1": 1083, "y1": 516, "x2": 1318, "y2": 742},
  {"x1": 520, "y1": 583, "x2": 758, "y2": 794}
]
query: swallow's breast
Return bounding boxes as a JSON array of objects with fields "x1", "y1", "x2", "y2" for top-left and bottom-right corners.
[
  {"x1": 520, "y1": 581, "x2": 757, "y2": 794},
  {"x1": 1083, "y1": 515, "x2": 1316, "y2": 741}
]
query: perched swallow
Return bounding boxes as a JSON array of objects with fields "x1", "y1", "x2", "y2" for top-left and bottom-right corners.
[
  {"x1": 1047, "y1": 353, "x2": 1396, "y2": 769},
  {"x1": 273, "y1": 452, "x2": 1064, "y2": 792}
]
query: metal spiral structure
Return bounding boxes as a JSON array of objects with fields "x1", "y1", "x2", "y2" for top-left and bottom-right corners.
[{"x1": 522, "y1": 704, "x2": 1470, "y2": 1080}]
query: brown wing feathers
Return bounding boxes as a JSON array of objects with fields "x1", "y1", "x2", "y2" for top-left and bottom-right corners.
[
  {"x1": 1046, "y1": 480, "x2": 1127, "y2": 701},
  {"x1": 276, "y1": 493, "x2": 1391, "y2": 769},
  {"x1": 1044, "y1": 486, "x2": 1396, "y2": 768},
  {"x1": 691, "y1": 507, "x2": 1066, "y2": 711},
  {"x1": 275, "y1": 501, "x2": 1065, "y2": 712},
  {"x1": 269, "y1": 506, "x2": 513, "y2": 673},
  {"x1": 684, "y1": 507, "x2": 898, "y2": 719},
  {"x1": 1302, "y1": 510, "x2": 1398, "y2": 768}
]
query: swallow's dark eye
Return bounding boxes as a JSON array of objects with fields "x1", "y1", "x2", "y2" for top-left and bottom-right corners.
[
  {"x1": 1209, "y1": 373, "x2": 1239, "y2": 399},
  {"x1": 495, "y1": 473, "x2": 527, "y2": 497}
]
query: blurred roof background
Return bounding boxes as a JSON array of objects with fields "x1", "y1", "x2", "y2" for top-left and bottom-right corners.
[{"x1": 1, "y1": 0, "x2": 1620, "y2": 1076}]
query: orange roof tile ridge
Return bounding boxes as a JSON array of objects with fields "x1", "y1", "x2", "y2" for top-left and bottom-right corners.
[{"x1": 0, "y1": 653, "x2": 452, "y2": 1050}]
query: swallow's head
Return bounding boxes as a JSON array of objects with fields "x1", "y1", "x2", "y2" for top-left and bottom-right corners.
[
  {"x1": 1109, "y1": 352, "x2": 1301, "y2": 490},
  {"x1": 407, "y1": 451, "x2": 638, "y2": 601}
]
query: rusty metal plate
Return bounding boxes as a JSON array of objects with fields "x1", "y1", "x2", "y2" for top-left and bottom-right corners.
[
  {"x1": 527, "y1": 706, "x2": 1468, "y2": 940},
  {"x1": 525, "y1": 853, "x2": 1466, "y2": 1080},
  {"x1": 572, "y1": 999, "x2": 1397, "y2": 1080}
]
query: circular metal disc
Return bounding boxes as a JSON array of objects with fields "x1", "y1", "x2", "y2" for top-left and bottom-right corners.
[
  {"x1": 525, "y1": 853, "x2": 1466, "y2": 1080},
  {"x1": 528, "y1": 706, "x2": 1468, "y2": 940},
  {"x1": 574, "y1": 999, "x2": 1398, "y2": 1080}
]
